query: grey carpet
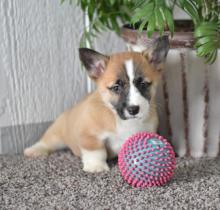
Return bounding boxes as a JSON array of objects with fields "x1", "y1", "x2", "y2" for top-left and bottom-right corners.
[{"x1": 0, "y1": 151, "x2": 220, "y2": 210}]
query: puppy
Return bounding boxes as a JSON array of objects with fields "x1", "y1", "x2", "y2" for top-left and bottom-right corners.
[{"x1": 24, "y1": 36, "x2": 169, "y2": 173}]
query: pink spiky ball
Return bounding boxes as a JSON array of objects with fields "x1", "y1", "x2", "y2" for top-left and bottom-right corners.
[{"x1": 118, "y1": 132, "x2": 176, "y2": 188}]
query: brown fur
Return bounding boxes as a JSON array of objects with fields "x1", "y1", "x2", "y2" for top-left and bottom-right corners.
[{"x1": 28, "y1": 90, "x2": 116, "y2": 157}]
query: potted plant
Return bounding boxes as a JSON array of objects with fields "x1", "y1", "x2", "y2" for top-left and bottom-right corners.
[
  {"x1": 62, "y1": 0, "x2": 220, "y2": 63},
  {"x1": 62, "y1": 0, "x2": 220, "y2": 158}
]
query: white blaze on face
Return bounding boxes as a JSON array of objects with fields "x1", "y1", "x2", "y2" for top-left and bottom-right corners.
[
  {"x1": 124, "y1": 59, "x2": 150, "y2": 119},
  {"x1": 125, "y1": 59, "x2": 137, "y2": 105}
]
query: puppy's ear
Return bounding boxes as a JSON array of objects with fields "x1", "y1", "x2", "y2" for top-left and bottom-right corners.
[
  {"x1": 79, "y1": 48, "x2": 109, "y2": 80},
  {"x1": 142, "y1": 36, "x2": 169, "y2": 70}
]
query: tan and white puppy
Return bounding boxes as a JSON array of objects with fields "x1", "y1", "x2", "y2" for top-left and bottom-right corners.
[{"x1": 24, "y1": 36, "x2": 169, "y2": 173}]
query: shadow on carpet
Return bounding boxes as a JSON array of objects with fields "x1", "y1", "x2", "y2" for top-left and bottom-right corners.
[{"x1": 0, "y1": 151, "x2": 220, "y2": 210}]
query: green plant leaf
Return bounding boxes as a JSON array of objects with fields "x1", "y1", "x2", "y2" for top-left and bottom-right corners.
[
  {"x1": 133, "y1": 0, "x2": 150, "y2": 10},
  {"x1": 162, "y1": 7, "x2": 174, "y2": 36},
  {"x1": 88, "y1": 1, "x2": 95, "y2": 21},
  {"x1": 197, "y1": 42, "x2": 215, "y2": 55},
  {"x1": 147, "y1": 15, "x2": 156, "y2": 37},
  {"x1": 179, "y1": 0, "x2": 200, "y2": 24},
  {"x1": 155, "y1": 0, "x2": 165, "y2": 7},
  {"x1": 194, "y1": 21, "x2": 220, "y2": 64},
  {"x1": 205, "y1": 50, "x2": 217, "y2": 64},
  {"x1": 155, "y1": 8, "x2": 164, "y2": 35},
  {"x1": 110, "y1": 0, "x2": 116, "y2": 5},
  {"x1": 138, "y1": 19, "x2": 148, "y2": 32},
  {"x1": 195, "y1": 29, "x2": 218, "y2": 38},
  {"x1": 131, "y1": 2, "x2": 154, "y2": 24},
  {"x1": 194, "y1": 36, "x2": 216, "y2": 47},
  {"x1": 194, "y1": 22, "x2": 219, "y2": 38}
]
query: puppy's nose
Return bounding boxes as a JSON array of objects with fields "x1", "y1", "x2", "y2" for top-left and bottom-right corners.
[{"x1": 127, "y1": 106, "x2": 139, "y2": 116}]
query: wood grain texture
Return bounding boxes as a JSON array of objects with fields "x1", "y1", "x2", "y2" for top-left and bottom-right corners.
[
  {"x1": 156, "y1": 76, "x2": 169, "y2": 141},
  {"x1": 0, "y1": 0, "x2": 87, "y2": 153},
  {"x1": 207, "y1": 52, "x2": 220, "y2": 157},
  {"x1": 164, "y1": 50, "x2": 186, "y2": 157},
  {"x1": 187, "y1": 51, "x2": 206, "y2": 157}
]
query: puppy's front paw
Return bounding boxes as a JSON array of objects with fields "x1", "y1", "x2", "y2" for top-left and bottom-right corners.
[
  {"x1": 83, "y1": 161, "x2": 109, "y2": 173},
  {"x1": 176, "y1": 148, "x2": 186, "y2": 157},
  {"x1": 191, "y1": 151, "x2": 203, "y2": 158}
]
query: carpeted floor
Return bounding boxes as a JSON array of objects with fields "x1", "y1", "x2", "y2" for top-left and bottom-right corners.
[{"x1": 0, "y1": 151, "x2": 220, "y2": 210}]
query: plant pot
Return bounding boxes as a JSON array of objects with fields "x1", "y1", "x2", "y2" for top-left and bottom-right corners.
[{"x1": 120, "y1": 20, "x2": 220, "y2": 158}]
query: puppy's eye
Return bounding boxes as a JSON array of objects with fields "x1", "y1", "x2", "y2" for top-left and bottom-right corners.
[
  {"x1": 108, "y1": 84, "x2": 121, "y2": 94},
  {"x1": 135, "y1": 77, "x2": 152, "y2": 89},
  {"x1": 141, "y1": 81, "x2": 152, "y2": 88},
  {"x1": 108, "y1": 79, "x2": 124, "y2": 94}
]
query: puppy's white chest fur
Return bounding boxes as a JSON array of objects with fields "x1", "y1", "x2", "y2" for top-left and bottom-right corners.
[{"x1": 99, "y1": 117, "x2": 157, "y2": 158}]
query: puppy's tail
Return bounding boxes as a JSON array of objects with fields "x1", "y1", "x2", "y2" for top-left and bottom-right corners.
[{"x1": 24, "y1": 113, "x2": 67, "y2": 157}]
